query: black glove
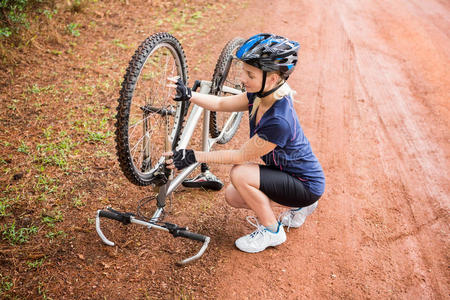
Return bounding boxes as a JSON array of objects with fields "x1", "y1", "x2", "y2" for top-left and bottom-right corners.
[
  {"x1": 173, "y1": 77, "x2": 192, "y2": 102},
  {"x1": 172, "y1": 149, "x2": 197, "y2": 170}
]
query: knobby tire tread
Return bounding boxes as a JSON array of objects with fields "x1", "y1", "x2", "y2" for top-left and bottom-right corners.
[
  {"x1": 209, "y1": 37, "x2": 245, "y2": 144},
  {"x1": 115, "y1": 32, "x2": 187, "y2": 186}
]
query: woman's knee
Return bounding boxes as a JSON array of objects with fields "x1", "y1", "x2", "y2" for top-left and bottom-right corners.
[
  {"x1": 229, "y1": 164, "x2": 243, "y2": 186},
  {"x1": 229, "y1": 164, "x2": 259, "y2": 188},
  {"x1": 224, "y1": 184, "x2": 240, "y2": 207}
]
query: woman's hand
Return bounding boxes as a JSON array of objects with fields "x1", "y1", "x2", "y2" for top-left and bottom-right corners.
[
  {"x1": 167, "y1": 76, "x2": 192, "y2": 102},
  {"x1": 163, "y1": 151, "x2": 175, "y2": 170},
  {"x1": 163, "y1": 149, "x2": 197, "y2": 170}
]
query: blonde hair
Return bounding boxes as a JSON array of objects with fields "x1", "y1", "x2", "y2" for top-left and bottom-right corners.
[{"x1": 249, "y1": 80, "x2": 297, "y2": 119}]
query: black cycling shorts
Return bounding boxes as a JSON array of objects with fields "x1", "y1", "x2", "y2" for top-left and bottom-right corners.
[{"x1": 259, "y1": 165, "x2": 321, "y2": 208}]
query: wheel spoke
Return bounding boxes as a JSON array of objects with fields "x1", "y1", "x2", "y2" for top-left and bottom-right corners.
[{"x1": 116, "y1": 33, "x2": 186, "y2": 186}]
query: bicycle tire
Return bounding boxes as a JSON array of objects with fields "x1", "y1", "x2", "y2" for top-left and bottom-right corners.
[
  {"x1": 116, "y1": 32, "x2": 187, "y2": 186},
  {"x1": 210, "y1": 37, "x2": 245, "y2": 144}
]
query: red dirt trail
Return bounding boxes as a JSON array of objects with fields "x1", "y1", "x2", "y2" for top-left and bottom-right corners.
[
  {"x1": 211, "y1": 0, "x2": 449, "y2": 299},
  {"x1": 5, "y1": 0, "x2": 446, "y2": 299}
]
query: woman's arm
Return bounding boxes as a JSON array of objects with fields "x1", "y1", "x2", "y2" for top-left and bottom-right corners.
[
  {"x1": 168, "y1": 76, "x2": 249, "y2": 112},
  {"x1": 195, "y1": 134, "x2": 277, "y2": 164},
  {"x1": 190, "y1": 91, "x2": 248, "y2": 112}
]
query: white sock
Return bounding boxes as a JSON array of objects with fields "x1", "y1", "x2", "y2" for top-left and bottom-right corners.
[{"x1": 265, "y1": 222, "x2": 279, "y2": 233}]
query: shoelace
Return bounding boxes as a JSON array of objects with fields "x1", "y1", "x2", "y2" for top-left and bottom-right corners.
[
  {"x1": 245, "y1": 216, "x2": 266, "y2": 239},
  {"x1": 278, "y1": 209, "x2": 297, "y2": 232}
]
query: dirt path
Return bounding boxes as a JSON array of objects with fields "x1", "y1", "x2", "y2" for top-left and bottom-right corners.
[
  {"x1": 0, "y1": 0, "x2": 448, "y2": 299},
  {"x1": 211, "y1": 0, "x2": 449, "y2": 298}
]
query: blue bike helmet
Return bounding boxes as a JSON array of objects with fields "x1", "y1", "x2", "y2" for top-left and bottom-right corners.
[{"x1": 236, "y1": 33, "x2": 300, "y2": 80}]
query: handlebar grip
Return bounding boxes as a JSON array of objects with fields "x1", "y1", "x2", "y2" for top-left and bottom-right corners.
[
  {"x1": 99, "y1": 210, "x2": 125, "y2": 223},
  {"x1": 175, "y1": 229, "x2": 207, "y2": 242}
]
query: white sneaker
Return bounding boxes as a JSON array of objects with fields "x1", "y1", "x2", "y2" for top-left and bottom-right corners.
[
  {"x1": 235, "y1": 216, "x2": 286, "y2": 253},
  {"x1": 280, "y1": 201, "x2": 318, "y2": 229}
]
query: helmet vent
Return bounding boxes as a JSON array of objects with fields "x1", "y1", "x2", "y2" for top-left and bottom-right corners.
[{"x1": 236, "y1": 33, "x2": 300, "y2": 78}]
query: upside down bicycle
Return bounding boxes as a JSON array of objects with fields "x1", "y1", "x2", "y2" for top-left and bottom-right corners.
[{"x1": 95, "y1": 32, "x2": 245, "y2": 265}]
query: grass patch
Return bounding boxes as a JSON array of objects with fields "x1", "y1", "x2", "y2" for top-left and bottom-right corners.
[
  {"x1": 0, "y1": 274, "x2": 13, "y2": 297},
  {"x1": 86, "y1": 130, "x2": 112, "y2": 144},
  {"x1": 32, "y1": 130, "x2": 78, "y2": 170},
  {"x1": 0, "y1": 196, "x2": 17, "y2": 217},
  {"x1": 41, "y1": 209, "x2": 63, "y2": 228},
  {"x1": 0, "y1": 0, "x2": 56, "y2": 39},
  {"x1": 72, "y1": 193, "x2": 85, "y2": 208},
  {"x1": 66, "y1": 23, "x2": 80, "y2": 37},
  {"x1": 45, "y1": 230, "x2": 66, "y2": 239},
  {"x1": 112, "y1": 39, "x2": 130, "y2": 49},
  {"x1": 26, "y1": 257, "x2": 44, "y2": 269},
  {"x1": 33, "y1": 173, "x2": 58, "y2": 194},
  {"x1": 17, "y1": 141, "x2": 30, "y2": 154},
  {"x1": 28, "y1": 84, "x2": 57, "y2": 95},
  {"x1": 1, "y1": 222, "x2": 38, "y2": 245}
]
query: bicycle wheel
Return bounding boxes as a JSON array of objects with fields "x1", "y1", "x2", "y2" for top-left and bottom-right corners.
[
  {"x1": 116, "y1": 32, "x2": 187, "y2": 186},
  {"x1": 210, "y1": 37, "x2": 245, "y2": 144}
]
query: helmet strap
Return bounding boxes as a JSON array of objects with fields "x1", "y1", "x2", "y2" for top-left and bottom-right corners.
[
  {"x1": 256, "y1": 71, "x2": 284, "y2": 98},
  {"x1": 256, "y1": 71, "x2": 267, "y2": 98}
]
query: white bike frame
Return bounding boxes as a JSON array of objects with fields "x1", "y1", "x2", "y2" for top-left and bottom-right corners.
[{"x1": 96, "y1": 79, "x2": 242, "y2": 265}]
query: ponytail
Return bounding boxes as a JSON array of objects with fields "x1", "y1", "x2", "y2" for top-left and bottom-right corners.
[{"x1": 249, "y1": 81, "x2": 296, "y2": 119}]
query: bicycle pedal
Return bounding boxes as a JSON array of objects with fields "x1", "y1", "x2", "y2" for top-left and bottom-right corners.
[{"x1": 182, "y1": 171, "x2": 224, "y2": 191}]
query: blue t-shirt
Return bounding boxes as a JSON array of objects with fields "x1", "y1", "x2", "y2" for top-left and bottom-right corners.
[{"x1": 248, "y1": 93, "x2": 325, "y2": 196}]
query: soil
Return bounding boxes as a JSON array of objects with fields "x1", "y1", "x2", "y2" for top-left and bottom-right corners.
[{"x1": 0, "y1": 0, "x2": 448, "y2": 299}]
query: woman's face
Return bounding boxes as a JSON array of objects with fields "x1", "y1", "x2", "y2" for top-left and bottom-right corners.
[
  {"x1": 241, "y1": 63, "x2": 280, "y2": 94},
  {"x1": 241, "y1": 63, "x2": 263, "y2": 93}
]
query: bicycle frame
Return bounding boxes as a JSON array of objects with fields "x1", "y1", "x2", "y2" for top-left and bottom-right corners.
[
  {"x1": 150, "y1": 79, "x2": 243, "y2": 220},
  {"x1": 96, "y1": 79, "x2": 242, "y2": 265}
]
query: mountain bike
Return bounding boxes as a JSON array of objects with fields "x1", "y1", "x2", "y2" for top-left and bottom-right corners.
[{"x1": 95, "y1": 32, "x2": 245, "y2": 265}]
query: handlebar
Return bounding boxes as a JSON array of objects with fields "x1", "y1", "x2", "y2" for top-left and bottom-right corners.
[
  {"x1": 174, "y1": 229, "x2": 208, "y2": 242},
  {"x1": 98, "y1": 210, "x2": 128, "y2": 223},
  {"x1": 96, "y1": 208, "x2": 210, "y2": 265}
]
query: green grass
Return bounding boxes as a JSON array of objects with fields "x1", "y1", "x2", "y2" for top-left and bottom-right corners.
[
  {"x1": 28, "y1": 84, "x2": 57, "y2": 95},
  {"x1": 45, "y1": 230, "x2": 66, "y2": 239},
  {"x1": 43, "y1": 126, "x2": 53, "y2": 139},
  {"x1": 86, "y1": 130, "x2": 112, "y2": 144},
  {"x1": 33, "y1": 174, "x2": 58, "y2": 194},
  {"x1": 34, "y1": 134, "x2": 77, "y2": 170},
  {"x1": 94, "y1": 150, "x2": 112, "y2": 157},
  {"x1": 66, "y1": 23, "x2": 80, "y2": 37},
  {"x1": 42, "y1": 8, "x2": 57, "y2": 20},
  {"x1": 41, "y1": 209, "x2": 63, "y2": 228},
  {"x1": 17, "y1": 141, "x2": 30, "y2": 154},
  {"x1": 112, "y1": 39, "x2": 129, "y2": 49},
  {"x1": 72, "y1": 193, "x2": 85, "y2": 208},
  {"x1": 1, "y1": 222, "x2": 38, "y2": 245},
  {"x1": 0, "y1": 196, "x2": 16, "y2": 217},
  {"x1": 38, "y1": 281, "x2": 51, "y2": 300},
  {"x1": 0, "y1": 274, "x2": 13, "y2": 297},
  {"x1": 0, "y1": 0, "x2": 56, "y2": 39},
  {"x1": 26, "y1": 257, "x2": 44, "y2": 269},
  {"x1": 79, "y1": 84, "x2": 95, "y2": 96}
]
